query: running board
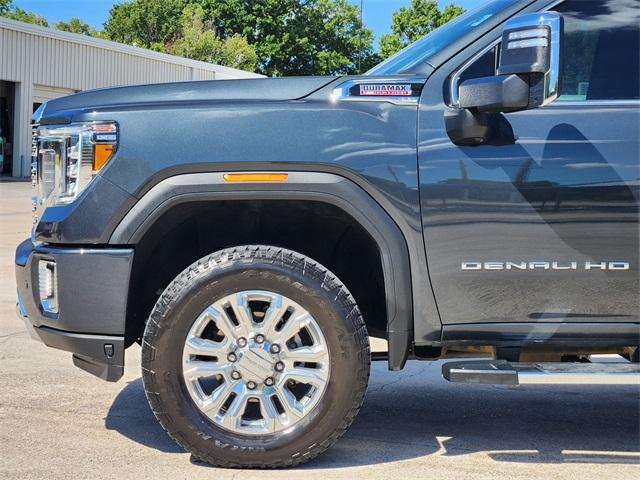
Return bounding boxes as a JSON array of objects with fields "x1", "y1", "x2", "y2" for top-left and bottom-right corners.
[{"x1": 442, "y1": 360, "x2": 640, "y2": 385}]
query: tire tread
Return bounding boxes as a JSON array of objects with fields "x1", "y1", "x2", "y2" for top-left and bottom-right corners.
[{"x1": 142, "y1": 245, "x2": 370, "y2": 468}]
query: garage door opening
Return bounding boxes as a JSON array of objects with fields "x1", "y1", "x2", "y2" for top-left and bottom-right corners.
[{"x1": 0, "y1": 81, "x2": 16, "y2": 176}]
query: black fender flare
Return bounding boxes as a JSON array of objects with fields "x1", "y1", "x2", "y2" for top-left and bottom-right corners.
[{"x1": 110, "y1": 171, "x2": 414, "y2": 370}]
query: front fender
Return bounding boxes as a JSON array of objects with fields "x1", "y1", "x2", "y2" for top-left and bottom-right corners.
[{"x1": 110, "y1": 171, "x2": 415, "y2": 369}]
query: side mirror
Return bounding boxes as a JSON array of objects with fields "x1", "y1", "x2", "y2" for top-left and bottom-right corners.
[{"x1": 458, "y1": 11, "x2": 563, "y2": 113}]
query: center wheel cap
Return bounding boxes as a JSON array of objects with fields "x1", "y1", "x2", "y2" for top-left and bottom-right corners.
[{"x1": 235, "y1": 347, "x2": 275, "y2": 383}]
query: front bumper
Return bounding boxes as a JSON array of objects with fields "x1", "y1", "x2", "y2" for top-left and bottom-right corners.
[{"x1": 15, "y1": 239, "x2": 134, "y2": 381}]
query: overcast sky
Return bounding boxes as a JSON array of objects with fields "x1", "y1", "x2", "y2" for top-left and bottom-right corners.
[{"x1": 12, "y1": 0, "x2": 484, "y2": 41}]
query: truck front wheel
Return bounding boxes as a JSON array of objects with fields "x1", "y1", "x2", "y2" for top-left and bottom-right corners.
[{"x1": 141, "y1": 245, "x2": 370, "y2": 468}]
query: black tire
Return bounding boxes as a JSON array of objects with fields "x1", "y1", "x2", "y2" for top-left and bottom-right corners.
[{"x1": 141, "y1": 245, "x2": 370, "y2": 468}]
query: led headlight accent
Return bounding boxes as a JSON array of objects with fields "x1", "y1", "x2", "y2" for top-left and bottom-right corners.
[
  {"x1": 32, "y1": 122, "x2": 118, "y2": 224},
  {"x1": 38, "y1": 259, "x2": 58, "y2": 314}
]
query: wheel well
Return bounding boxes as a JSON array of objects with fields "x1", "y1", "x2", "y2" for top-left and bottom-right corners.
[{"x1": 125, "y1": 200, "x2": 387, "y2": 346}]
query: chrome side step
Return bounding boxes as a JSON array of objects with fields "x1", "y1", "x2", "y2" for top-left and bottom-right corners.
[{"x1": 442, "y1": 360, "x2": 640, "y2": 385}]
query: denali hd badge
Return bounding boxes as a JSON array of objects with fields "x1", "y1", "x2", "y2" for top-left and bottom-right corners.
[
  {"x1": 359, "y1": 84, "x2": 412, "y2": 96},
  {"x1": 461, "y1": 261, "x2": 630, "y2": 271}
]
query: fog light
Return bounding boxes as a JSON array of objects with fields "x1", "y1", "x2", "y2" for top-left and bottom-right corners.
[{"x1": 38, "y1": 260, "x2": 58, "y2": 314}]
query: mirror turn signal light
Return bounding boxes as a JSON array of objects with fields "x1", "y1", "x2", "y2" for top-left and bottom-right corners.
[{"x1": 223, "y1": 173, "x2": 289, "y2": 182}]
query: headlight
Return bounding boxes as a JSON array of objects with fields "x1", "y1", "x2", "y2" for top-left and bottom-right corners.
[{"x1": 32, "y1": 122, "x2": 118, "y2": 223}]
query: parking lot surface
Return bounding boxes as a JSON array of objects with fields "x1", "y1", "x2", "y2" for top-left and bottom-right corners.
[{"x1": 1, "y1": 180, "x2": 638, "y2": 480}]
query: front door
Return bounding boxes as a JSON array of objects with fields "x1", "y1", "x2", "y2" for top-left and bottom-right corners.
[{"x1": 417, "y1": 0, "x2": 639, "y2": 334}]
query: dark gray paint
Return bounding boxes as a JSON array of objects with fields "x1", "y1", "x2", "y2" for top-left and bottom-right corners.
[
  {"x1": 28, "y1": 73, "x2": 444, "y2": 371},
  {"x1": 442, "y1": 322, "x2": 640, "y2": 347},
  {"x1": 15, "y1": 239, "x2": 133, "y2": 336},
  {"x1": 110, "y1": 171, "x2": 419, "y2": 370},
  {"x1": 35, "y1": 175, "x2": 136, "y2": 244},
  {"x1": 70, "y1": 74, "x2": 441, "y2": 349},
  {"x1": 417, "y1": 0, "x2": 639, "y2": 338},
  {"x1": 16, "y1": 297, "x2": 124, "y2": 381},
  {"x1": 36, "y1": 76, "x2": 336, "y2": 123},
  {"x1": 42, "y1": 327, "x2": 124, "y2": 381},
  {"x1": 19, "y1": 0, "x2": 640, "y2": 376}
]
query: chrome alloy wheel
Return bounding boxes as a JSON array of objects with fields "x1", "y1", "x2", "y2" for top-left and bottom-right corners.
[{"x1": 182, "y1": 290, "x2": 330, "y2": 435}]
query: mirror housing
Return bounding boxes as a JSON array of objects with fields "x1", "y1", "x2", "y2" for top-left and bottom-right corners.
[
  {"x1": 499, "y1": 11, "x2": 563, "y2": 107},
  {"x1": 448, "y1": 11, "x2": 564, "y2": 146},
  {"x1": 458, "y1": 11, "x2": 563, "y2": 113},
  {"x1": 458, "y1": 74, "x2": 529, "y2": 113}
]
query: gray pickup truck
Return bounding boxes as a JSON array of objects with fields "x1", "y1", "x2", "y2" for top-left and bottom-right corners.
[{"x1": 16, "y1": 0, "x2": 639, "y2": 469}]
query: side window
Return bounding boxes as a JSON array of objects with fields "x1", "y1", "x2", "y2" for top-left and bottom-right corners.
[
  {"x1": 554, "y1": 0, "x2": 640, "y2": 101},
  {"x1": 451, "y1": 0, "x2": 639, "y2": 104},
  {"x1": 449, "y1": 44, "x2": 499, "y2": 105},
  {"x1": 457, "y1": 45, "x2": 499, "y2": 85}
]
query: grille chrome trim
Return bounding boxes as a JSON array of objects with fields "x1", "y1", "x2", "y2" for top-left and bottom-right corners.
[{"x1": 31, "y1": 124, "x2": 39, "y2": 234}]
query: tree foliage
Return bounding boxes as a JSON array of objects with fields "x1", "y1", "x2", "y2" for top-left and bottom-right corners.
[
  {"x1": 103, "y1": 0, "x2": 186, "y2": 48},
  {"x1": 1, "y1": 0, "x2": 468, "y2": 75},
  {"x1": 0, "y1": 1, "x2": 49, "y2": 26},
  {"x1": 0, "y1": 0, "x2": 11, "y2": 14},
  {"x1": 53, "y1": 17, "x2": 97, "y2": 36},
  {"x1": 379, "y1": 0, "x2": 465, "y2": 59},
  {"x1": 103, "y1": 0, "x2": 374, "y2": 76},
  {"x1": 168, "y1": 4, "x2": 256, "y2": 71},
  {"x1": 305, "y1": 0, "x2": 377, "y2": 75}
]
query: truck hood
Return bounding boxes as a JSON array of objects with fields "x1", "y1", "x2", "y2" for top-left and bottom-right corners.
[{"x1": 36, "y1": 76, "x2": 336, "y2": 124}]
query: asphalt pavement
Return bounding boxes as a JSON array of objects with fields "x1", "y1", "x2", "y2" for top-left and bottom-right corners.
[{"x1": 1, "y1": 180, "x2": 638, "y2": 480}]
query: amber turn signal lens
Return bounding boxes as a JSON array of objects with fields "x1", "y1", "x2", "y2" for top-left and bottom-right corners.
[
  {"x1": 93, "y1": 144, "x2": 115, "y2": 172},
  {"x1": 92, "y1": 124, "x2": 117, "y2": 132},
  {"x1": 223, "y1": 173, "x2": 289, "y2": 182}
]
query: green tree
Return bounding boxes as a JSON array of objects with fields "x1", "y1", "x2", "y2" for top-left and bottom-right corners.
[
  {"x1": 379, "y1": 0, "x2": 465, "y2": 59},
  {"x1": 53, "y1": 17, "x2": 96, "y2": 36},
  {"x1": 219, "y1": 33, "x2": 259, "y2": 71},
  {"x1": 200, "y1": 0, "x2": 374, "y2": 75},
  {"x1": 0, "y1": 1, "x2": 49, "y2": 26},
  {"x1": 307, "y1": 0, "x2": 376, "y2": 75},
  {"x1": 0, "y1": 0, "x2": 11, "y2": 14},
  {"x1": 103, "y1": 0, "x2": 186, "y2": 48},
  {"x1": 104, "y1": 0, "x2": 374, "y2": 76},
  {"x1": 168, "y1": 4, "x2": 257, "y2": 71}
]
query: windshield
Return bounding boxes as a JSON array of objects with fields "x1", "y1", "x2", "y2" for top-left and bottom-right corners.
[{"x1": 367, "y1": 0, "x2": 518, "y2": 75}]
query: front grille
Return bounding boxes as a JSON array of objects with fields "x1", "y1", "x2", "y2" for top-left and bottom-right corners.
[
  {"x1": 31, "y1": 127, "x2": 66, "y2": 231},
  {"x1": 31, "y1": 124, "x2": 39, "y2": 222},
  {"x1": 30, "y1": 124, "x2": 62, "y2": 232}
]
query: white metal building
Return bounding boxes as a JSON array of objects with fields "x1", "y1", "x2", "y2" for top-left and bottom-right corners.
[{"x1": 0, "y1": 17, "x2": 262, "y2": 178}]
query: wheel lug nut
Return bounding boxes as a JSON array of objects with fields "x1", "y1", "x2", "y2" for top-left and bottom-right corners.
[
  {"x1": 246, "y1": 381, "x2": 257, "y2": 390},
  {"x1": 255, "y1": 334, "x2": 265, "y2": 344},
  {"x1": 231, "y1": 370, "x2": 241, "y2": 380},
  {"x1": 237, "y1": 337, "x2": 247, "y2": 348},
  {"x1": 264, "y1": 377, "x2": 275, "y2": 386},
  {"x1": 227, "y1": 352, "x2": 237, "y2": 362},
  {"x1": 270, "y1": 344, "x2": 281, "y2": 354},
  {"x1": 275, "y1": 361, "x2": 285, "y2": 372}
]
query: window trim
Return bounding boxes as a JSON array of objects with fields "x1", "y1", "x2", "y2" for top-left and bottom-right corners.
[
  {"x1": 543, "y1": 99, "x2": 640, "y2": 108},
  {"x1": 449, "y1": 38, "x2": 501, "y2": 107},
  {"x1": 448, "y1": 0, "x2": 640, "y2": 108}
]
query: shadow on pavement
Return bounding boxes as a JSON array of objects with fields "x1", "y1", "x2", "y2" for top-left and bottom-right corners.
[
  {"x1": 105, "y1": 377, "x2": 183, "y2": 454},
  {"x1": 105, "y1": 362, "x2": 640, "y2": 468}
]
